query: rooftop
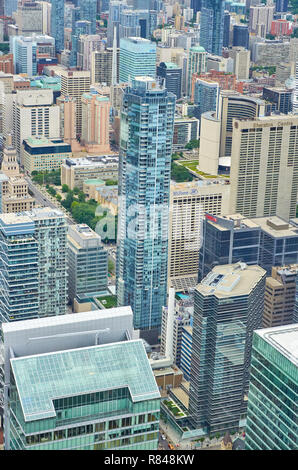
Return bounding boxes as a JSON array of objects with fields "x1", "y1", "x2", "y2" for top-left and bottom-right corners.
[
  {"x1": 11, "y1": 339, "x2": 160, "y2": 422},
  {"x1": 197, "y1": 262, "x2": 266, "y2": 298},
  {"x1": 256, "y1": 324, "x2": 298, "y2": 367}
]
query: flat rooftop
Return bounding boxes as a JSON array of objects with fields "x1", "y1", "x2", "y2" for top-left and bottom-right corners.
[
  {"x1": 64, "y1": 155, "x2": 118, "y2": 168},
  {"x1": 197, "y1": 262, "x2": 266, "y2": 298},
  {"x1": 10, "y1": 339, "x2": 160, "y2": 422},
  {"x1": 256, "y1": 324, "x2": 298, "y2": 367}
]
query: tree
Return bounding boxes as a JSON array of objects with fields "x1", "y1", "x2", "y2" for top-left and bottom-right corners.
[
  {"x1": 78, "y1": 191, "x2": 86, "y2": 203},
  {"x1": 73, "y1": 186, "x2": 80, "y2": 195},
  {"x1": 56, "y1": 194, "x2": 62, "y2": 201},
  {"x1": 62, "y1": 184, "x2": 69, "y2": 193},
  {"x1": 62, "y1": 191, "x2": 74, "y2": 210},
  {"x1": 105, "y1": 179, "x2": 118, "y2": 186}
]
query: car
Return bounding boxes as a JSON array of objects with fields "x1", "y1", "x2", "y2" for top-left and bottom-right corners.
[{"x1": 168, "y1": 444, "x2": 175, "y2": 450}]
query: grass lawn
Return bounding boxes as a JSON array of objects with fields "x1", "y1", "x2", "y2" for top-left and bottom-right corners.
[
  {"x1": 97, "y1": 295, "x2": 117, "y2": 309},
  {"x1": 179, "y1": 160, "x2": 230, "y2": 179}
]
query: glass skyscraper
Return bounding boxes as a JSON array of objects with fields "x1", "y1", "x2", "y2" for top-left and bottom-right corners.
[
  {"x1": 245, "y1": 325, "x2": 297, "y2": 450},
  {"x1": 51, "y1": 0, "x2": 65, "y2": 53},
  {"x1": 119, "y1": 37, "x2": 156, "y2": 83},
  {"x1": 78, "y1": 0, "x2": 97, "y2": 34},
  {"x1": 0, "y1": 208, "x2": 68, "y2": 323},
  {"x1": 117, "y1": 77, "x2": 175, "y2": 331},
  {"x1": 200, "y1": 0, "x2": 224, "y2": 56},
  {"x1": 189, "y1": 263, "x2": 266, "y2": 434}
]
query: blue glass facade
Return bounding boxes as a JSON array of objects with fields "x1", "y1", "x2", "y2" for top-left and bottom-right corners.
[
  {"x1": 51, "y1": 0, "x2": 65, "y2": 53},
  {"x1": 194, "y1": 79, "x2": 219, "y2": 120},
  {"x1": 200, "y1": 0, "x2": 224, "y2": 56},
  {"x1": 119, "y1": 38, "x2": 156, "y2": 83},
  {"x1": 189, "y1": 265, "x2": 266, "y2": 434},
  {"x1": 117, "y1": 78, "x2": 175, "y2": 330},
  {"x1": 245, "y1": 326, "x2": 297, "y2": 450},
  {"x1": 78, "y1": 0, "x2": 97, "y2": 34}
]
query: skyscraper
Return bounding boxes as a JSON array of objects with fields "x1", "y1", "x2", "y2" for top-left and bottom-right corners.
[
  {"x1": 50, "y1": 0, "x2": 65, "y2": 53},
  {"x1": 156, "y1": 62, "x2": 182, "y2": 100},
  {"x1": 78, "y1": 0, "x2": 97, "y2": 34},
  {"x1": 230, "y1": 114, "x2": 298, "y2": 220},
  {"x1": 245, "y1": 324, "x2": 297, "y2": 450},
  {"x1": 189, "y1": 262, "x2": 266, "y2": 434},
  {"x1": 233, "y1": 25, "x2": 249, "y2": 50},
  {"x1": 0, "y1": 208, "x2": 68, "y2": 323},
  {"x1": 187, "y1": 46, "x2": 206, "y2": 97},
  {"x1": 117, "y1": 77, "x2": 176, "y2": 333},
  {"x1": 200, "y1": 0, "x2": 225, "y2": 56},
  {"x1": 119, "y1": 37, "x2": 156, "y2": 83}
]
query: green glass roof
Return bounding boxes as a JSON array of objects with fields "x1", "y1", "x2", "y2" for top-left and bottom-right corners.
[{"x1": 11, "y1": 340, "x2": 160, "y2": 422}]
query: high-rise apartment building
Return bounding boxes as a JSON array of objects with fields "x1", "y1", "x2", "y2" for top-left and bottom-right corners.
[
  {"x1": 0, "y1": 208, "x2": 68, "y2": 323},
  {"x1": 200, "y1": 0, "x2": 225, "y2": 56},
  {"x1": 56, "y1": 95, "x2": 80, "y2": 152},
  {"x1": 293, "y1": 61, "x2": 298, "y2": 114},
  {"x1": 59, "y1": 70, "x2": 91, "y2": 138},
  {"x1": 91, "y1": 48, "x2": 120, "y2": 86},
  {"x1": 263, "y1": 265, "x2": 298, "y2": 328},
  {"x1": 119, "y1": 38, "x2": 156, "y2": 83},
  {"x1": 228, "y1": 47, "x2": 250, "y2": 80},
  {"x1": 77, "y1": 35, "x2": 102, "y2": 71},
  {"x1": 117, "y1": 77, "x2": 176, "y2": 332},
  {"x1": 186, "y1": 46, "x2": 206, "y2": 97},
  {"x1": 67, "y1": 224, "x2": 108, "y2": 304},
  {"x1": 12, "y1": 89, "x2": 60, "y2": 163},
  {"x1": 249, "y1": 4, "x2": 274, "y2": 36},
  {"x1": 81, "y1": 93, "x2": 111, "y2": 154},
  {"x1": 1, "y1": 308, "x2": 160, "y2": 450},
  {"x1": 168, "y1": 181, "x2": 230, "y2": 291},
  {"x1": 193, "y1": 77, "x2": 219, "y2": 120},
  {"x1": 50, "y1": 0, "x2": 64, "y2": 52},
  {"x1": 199, "y1": 214, "x2": 298, "y2": 281},
  {"x1": 245, "y1": 324, "x2": 297, "y2": 450},
  {"x1": 230, "y1": 114, "x2": 298, "y2": 220},
  {"x1": 189, "y1": 263, "x2": 266, "y2": 434},
  {"x1": 78, "y1": 0, "x2": 97, "y2": 34}
]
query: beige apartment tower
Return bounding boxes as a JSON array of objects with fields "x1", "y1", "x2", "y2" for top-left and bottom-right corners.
[
  {"x1": 263, "y1": 265, "x2": 298, "y2": 328},
  {"x1": 168, "y1": 181, "x2": 230, "y2": 291},
  {"x1": 230, "y1": 114, "x2": 298, "y2": 221},
  {"x1": 81, "y1": 93, "x2": 111, "y2": 154},
  {"x1": 60, "y1": 70, "x2": 91, "y2": 138},
  {"x1": 57, "y1": 95, "x2": 81, "y2": 152}
]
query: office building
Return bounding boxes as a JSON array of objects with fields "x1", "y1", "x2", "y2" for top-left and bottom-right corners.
[
  {"x1": 230, "y1": 114, "x2": 298, "y2": 220},
  {"x1": 22, "y1": 137, "x2": 72, "y2": 174},
  {"x1": 119, "y1": 37, "x2": 156, "y2": 83},
  {"x1": 228, "y1": 47, "x2": 250, "y2": 80},
  {"x1": 107, "y1": 0, "x2": 129, "y2": 47},
  {"x1": 11, "y1": 36, "x2": 37, "y2": 78},
  {"x1": 12, "y1": 89, "x2": 60, "y2": 163},
  {"x1": 186, "y1": 46, "x2": 206, "y2": 97},
  {"x1": 117, "y1": 77, "x2": 176, "y2": 333},
  {"x1": 78, "y1": 0, "x2": 97, "y2": 34},
  {"x1": 4, "y1": 0, "x2": 18, "y2": 16},
  {"x1": 0, "y1": 208, "x2": 67, "y2": 323},
  {"x1": 77, "y1": 35, "x2": 102, "y2": 72},
  {"x1": 263, "y1": 265, "x2": 298, "y2": 328},
  {"x1": 275, "y1": 0, "x2": 289, "y2": 12},
  {"x1": 168, "y1": 181, "x2": 230, "y2": 291},
  {"x1": 245, "y1": 324, "x2": 297, "y2": 450},
  {"x1": 60, "y1": 70, "x2": 91, "y2": 138},
  {"x1": 199, "y1": 91, "x2": 265, "y2": 175},
  {"x1": 193, "y1": 77, "x2": 219, "y2": 120},
  {"x1": 200, "y1": 0, "x2": 225, "y2": 56},
  {"x1": 294, "y1": 61, "x2": 298, "y2": 114},
  {"x1": 233, "y1": 25, "x2": 249, "y2": 50},
  {"x1": 118, "y1": 9, "x2": 157, "y2": 42},
  {"x1": 189, "y1": 263, "x2": 266, "y2": 434},
  {"x1": 51, "y1": 0, "x2": 64, "y2": 52},
  {"x1": 61, "y1": 155, "x2": 119, "y2": 190},
  {"x1": 81, "y1": 93, "x2": 111, "y2": 154},
  {"x1": 262, "y1": 87, "x2": 293, "y2": 114},
  {"x1": 91, "y1": 48, "x2": 120, "y2": 86},
  {"x1": 223, "y1": 11, "x2": 230, "y2": 48},
  {"x1": 67, "y1": 224, "x2": 108, "y2": 304},
  {"x1": 253, "y1": 40, "x2": 290, "y2": 66},
  {"x1": 199, "y1": 214, "x2": 298, "y2": 281},
  {"x1": 180, "y1": 325, "x2": 193, "y2": 381},
  {"x1": 1, "y1": 308, "x2": 161, "y2": 450},
  {"x1": 15, "y1": 1, "x2": 43, "y2": 36},
  {"x1": 157, "y1": 62, "x2": 182, "y2": 100}
]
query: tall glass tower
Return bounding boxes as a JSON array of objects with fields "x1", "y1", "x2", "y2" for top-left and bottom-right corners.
[
  {"x1": 51, "y1": 0, "x2": 65, "y2": 53},
  {"x1": 78, "y1": 0, "x2": 97, "y2": 34},
  {"x1": 200, "y1": 0, "x2": 224, "y2": 56},
  {"x1": 245, "y1": 325, "x2": 298, "y2": 450},
  {"x1": 117, "y1": 77, "x2": 176, "y2": 332}
]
